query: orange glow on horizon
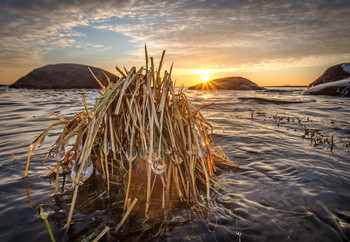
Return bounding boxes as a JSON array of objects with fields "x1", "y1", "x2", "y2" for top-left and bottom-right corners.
[
  {"x1": 172, "y1": 66, "x2": 320, "y2": 87},
  {"x1": 1, "y1": 64, "x2": 322, "y2": 87}
]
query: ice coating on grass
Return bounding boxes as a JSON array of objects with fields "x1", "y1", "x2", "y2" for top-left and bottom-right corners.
[
  {"x1": 342, "y1": 63, "x2": 350, "y2": 73},
  {"x1": 302, "y1": 78, "x2": 350, "y2": 96},
  {"x1": 151, "y1": 155, "x2": 167, "y2": 174},
  {"x1": 71, "y1": 155, "x2": 94, "y2": 184},
  {"x1": 49, "y1": 146, "x2": 66, "y2": 160},
  {"x1": 29, "y1": 132, "x2": 46, "y2": 150}
]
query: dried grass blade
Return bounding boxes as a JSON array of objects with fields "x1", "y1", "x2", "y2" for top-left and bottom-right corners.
[
  {"x1": 92, "y1": 226, "x2": 110, "y2": 242},
  {"x1": 114, "y1": 67, "x2": 136, "y2": 115},
  {"x1": 65, "y1": 184, "x2": 80, "y2": 231},
  {"x1": 145, "y1": 44, "x2": 149, "y2": 70},
  {"x1": 88, "y1": 67, "x2": 106, "y2": 91},
  {"x1": 115, "y1": 65, "x2": 127, "y2": 78},
  {"x1": 24, "y1": 121, "x2": 67, "y2": 177},
  {"x1": 115, "y1": 198, "x2": 138, "y2": 232},
  {"x1": 156, "y1": 50, "x2": 166, "y2": 92},
  {"x1": 50, "y1": 112, "x2": 69, "y2": 122}
]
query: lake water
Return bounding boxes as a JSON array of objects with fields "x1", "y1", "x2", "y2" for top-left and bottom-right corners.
[{"x1": 0, "y1": 86, "x2": 349, "y2": 241}]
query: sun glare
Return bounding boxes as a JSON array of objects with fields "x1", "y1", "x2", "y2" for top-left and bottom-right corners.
[
  {"x1": 201, "y1": 74, "x2": 209, "y2": 82},
  {"x1": 194, "y1": 69, "x2": 215, "y2": 83}
]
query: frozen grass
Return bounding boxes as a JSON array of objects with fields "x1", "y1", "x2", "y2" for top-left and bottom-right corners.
[{"x1": 25, "y1": 46, "x2": 236, "y2": 232}]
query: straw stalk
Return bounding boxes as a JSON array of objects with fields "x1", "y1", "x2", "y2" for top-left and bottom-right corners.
[{"x1": 25, "y1": 47, "x2": 236, "y2": 231}]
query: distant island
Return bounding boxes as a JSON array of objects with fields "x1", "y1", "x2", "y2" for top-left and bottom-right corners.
[
  {"x1": 9, "y1": 62, "x2": 350, "y2": 96},
  {"x1": 264, "y1": 85, "x2": 307, "y2": 88},
  {"x1": 188, "y1": 76, "x2": 264, "y2": 90},
  {"x1": 9, "y1": 63, "x2": 118, "y2": 89}
]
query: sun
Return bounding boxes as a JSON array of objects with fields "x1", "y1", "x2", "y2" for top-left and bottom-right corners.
[
  {"x1": 201, "y1": 74, "x2": 209, "y2": 82},
  {"x1": 194, "y1": 69, "x2": 214, "y2": 83}
]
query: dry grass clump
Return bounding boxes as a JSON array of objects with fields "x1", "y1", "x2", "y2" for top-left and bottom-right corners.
[{"x1": 25, "y1": 47, "x2": 236, "y2": 230}]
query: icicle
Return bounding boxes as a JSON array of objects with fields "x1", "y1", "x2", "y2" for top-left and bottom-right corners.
[
  {"x1": 29, "y1": 131, "x2": 46, "y2": 150},
  {"x1": 48, "y1": 146, "x2": 66, "y2": 160},
  {"x1": 71, "y1": 154, "x2": 94, "y2": 184},
  {"x1": 151, "y1": 155, "x2": 166, "y2": 174}
]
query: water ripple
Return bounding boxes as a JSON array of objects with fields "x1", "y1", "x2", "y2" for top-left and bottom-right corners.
[{"x1": 0, "y1": 87, "x2": 349, "y2": 241}]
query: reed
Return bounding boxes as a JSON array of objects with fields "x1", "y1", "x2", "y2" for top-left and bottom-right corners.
[
  {"x1": 25, "y1": 46, "x2": 236, "y2": 231},
  {"x1": 39, "y1": 205, "x2": 56, "y2": 242}
]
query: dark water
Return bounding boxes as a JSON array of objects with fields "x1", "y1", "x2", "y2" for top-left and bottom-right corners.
[{"x1": 0, "y1": 86, "x2": 349, "y2": 241}]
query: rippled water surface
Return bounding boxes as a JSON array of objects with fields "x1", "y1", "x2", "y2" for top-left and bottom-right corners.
[{"x1": 0, "y1": 86, "x2": 349, "y2": 241}]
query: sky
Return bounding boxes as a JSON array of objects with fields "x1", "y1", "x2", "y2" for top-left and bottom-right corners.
[{"x1": 0, "y1": 0, "x2": 349, "y2": 87}]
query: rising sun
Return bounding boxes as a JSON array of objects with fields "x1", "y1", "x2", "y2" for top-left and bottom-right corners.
[{"x1": 201, "y1": 74, "x2": 209, "y2": 82}]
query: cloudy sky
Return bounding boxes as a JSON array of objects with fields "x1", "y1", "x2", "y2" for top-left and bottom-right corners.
[{"x1": 1, "y1": 0, "x2": 349, "y2": 86}]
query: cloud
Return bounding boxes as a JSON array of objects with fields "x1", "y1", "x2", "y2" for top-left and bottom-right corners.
[
  {"x1": 0, "y1": 0, "x2": 134, "y2": 67},
  {"x1": 0, "y1": 0, "x2": 349, "y2": 82}
]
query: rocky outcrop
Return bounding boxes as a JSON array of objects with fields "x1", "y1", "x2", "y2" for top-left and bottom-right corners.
[
  {"x1": 188, "y1": 77, "x2": 264, "y2": 90},
  {"x1": 307, "y1": 63, "x2": 350, "y2": 89},
  {"x1": 9, "y1": 63, "x2": 118, "y2": 89},
  {"x1": 302, "y1": 78, "x2": 350, "y2": 97}
]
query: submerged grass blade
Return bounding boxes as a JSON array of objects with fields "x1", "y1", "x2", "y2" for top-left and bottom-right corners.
[
  {"x1": 39, "y1": 205, "x2": 56, "y2": 242},
  {"x1": 115, "y1": 198, "x2": 138, "y2": 232}
]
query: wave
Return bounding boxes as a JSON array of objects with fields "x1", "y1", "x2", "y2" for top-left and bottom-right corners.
[{"x1": 238, "y1": 97, "x2": 305, "y2": 105}]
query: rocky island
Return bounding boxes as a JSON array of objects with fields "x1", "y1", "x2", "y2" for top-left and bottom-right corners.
[
  {"x1": 9, "y1": 63, "x2": 118, "y2": 89},
  {"x1": 302, "y1": 63, "x2": 350, "y2": 97},
  {"x1": 188, "y1": 76, "x2": 264, "y2": 90}
]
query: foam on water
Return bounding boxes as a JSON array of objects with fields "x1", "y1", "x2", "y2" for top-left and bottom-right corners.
[{"x1": 0, "y1": 86, "x2": 349, "y2": 241}]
